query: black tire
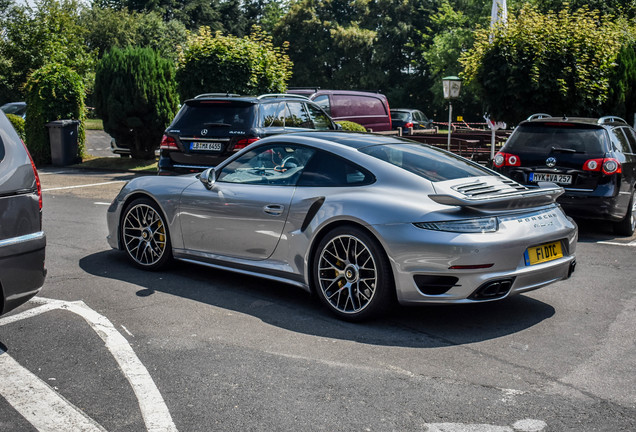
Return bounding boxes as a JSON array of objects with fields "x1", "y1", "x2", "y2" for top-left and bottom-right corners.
[
  {"x1": 313, "y1": 226, "x2": 394, "y2": 321},
  {"x1": 613, "y1": 190, "x2": 636, "y2": 236},
  {"x1": 121, "y1": 198, "x2": 172, "y2": 270}
]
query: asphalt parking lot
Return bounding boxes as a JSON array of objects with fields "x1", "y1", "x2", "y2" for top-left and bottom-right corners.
[{"x1": 0, "y1": 169, "x2": 634, "y2": 431}]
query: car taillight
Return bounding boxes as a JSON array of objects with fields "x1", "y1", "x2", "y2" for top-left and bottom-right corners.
[
  {"x1": 233, "y1": 138, "x2": 259, "y2": 151},
  {"x1": 22, "y1": 140, "x2": 42, "y2": 212},
  {"x1": 493, "y1": 152, "x2": 521, "y2": 167},
  {"x1": 160, "y1": 135, "x2": 178, "y2": 150},
  {"x1": 405, "y1": 122, "x2": 414, "y2": 129},
  {"x1": 583, "y1": 158, "x2": 622, "y2": 175}
]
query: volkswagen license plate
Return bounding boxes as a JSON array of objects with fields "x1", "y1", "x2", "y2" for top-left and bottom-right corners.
[
  {"x1": 529, "y1": 172, "x2": 572, "y2": 185},
  {"x1": 190, "y1": 142, "x2": 222, "y2": 151},
  {"x1": 524, "y1": 241, "x2": 563, "y2": 266}
]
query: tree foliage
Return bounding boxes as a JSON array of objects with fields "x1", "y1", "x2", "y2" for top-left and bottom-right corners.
[
  {"x1": 24, "y1": 63, "x2": 85, "y2": 165},
  {"x1": 176, "y1": 26, "x2": 293, "y2": 99},
  {"x1": 460, "y1": 4, "x2": 624, "y2": 124},
  {"x1": 0, "y1": 0, "x2": 94, "y2": 102},
  {"x1": 94, "y1": 47, "x2": 179, "y2": 159}
]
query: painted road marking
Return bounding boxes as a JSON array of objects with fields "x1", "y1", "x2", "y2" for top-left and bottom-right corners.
[
  {"x1": 0, "y1": 349, "x2": 107, "y2": 432},
  {"x1": 0, "y1": 297, "x2": 178, "y2": 432},
  {"x1": 424, "y1": 419, "x2": 547, "y2": 431},
  {"x1": 42, "y1": 180, "x2": 127, "y2": 192},
  {"x1": 598, "y1": 240, "x2": 636, "y2": 247}
]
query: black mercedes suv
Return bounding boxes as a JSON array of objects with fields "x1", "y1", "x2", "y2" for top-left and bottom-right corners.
[
  {"x1": 493, "y1": 114, "x2": 636, "y2": 236},
  {"x1": 158, "y1": 93, "x2": 338, "y2": 175}
]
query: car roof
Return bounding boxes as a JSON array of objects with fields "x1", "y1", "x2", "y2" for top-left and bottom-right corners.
[
  {"x1": 391, "y1": 108, "x2": 418, "y2": 112},
  {"x1": 186, "y1": 94, "x2": 310, "y2": 104},
  {"x1": 522, "y1": 115, "x2": 629, "y2": 128},
  {"x1": 280, "y1": 131, "x2": 411, "y2": 149}
]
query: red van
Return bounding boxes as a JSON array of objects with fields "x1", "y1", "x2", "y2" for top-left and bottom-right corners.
[{"x1": 287, "y1": 89, "x2": 392, "y2": 131}]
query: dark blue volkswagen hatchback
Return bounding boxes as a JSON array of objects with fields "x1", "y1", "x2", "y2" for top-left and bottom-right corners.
[{"x1": 493, "y1": 115, "x2": 636, "y2": 236}]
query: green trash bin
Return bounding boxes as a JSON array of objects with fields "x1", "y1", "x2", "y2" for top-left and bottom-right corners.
[{"x1": 46, "y1": 120, "x2": 80, "y2": 166}]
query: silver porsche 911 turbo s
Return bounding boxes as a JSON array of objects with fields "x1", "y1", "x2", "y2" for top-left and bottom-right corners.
[{"x1": 106, "y1": 131, "x2": 577, "y2": 321}]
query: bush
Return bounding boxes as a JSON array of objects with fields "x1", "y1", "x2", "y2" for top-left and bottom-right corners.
[
  {"x1": 94, "y1": 47, "x2": 179, "y2": 159},
  {"x1": 336, "y1": 120, "x2": 367, "y2": 132},
  {"x1": 24, "y1": 63, "x2": 85, "y2": 165},
  {"x1": 6, "y1": 114, "x2": 25, "y2": 141},
  {"x1": 177, "y1": 26, "x2": 293, "y2": 99}
]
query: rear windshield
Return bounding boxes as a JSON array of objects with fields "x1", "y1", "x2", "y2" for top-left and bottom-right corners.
[
  {"x1": 391, "y1": 111, "x2": 409, "y2": 121},
  {"x1": 505, "y1": 124, "x2": 607, "y2": 154},
  {"x1": 172, "y1": 102, "x2": 254, "y2": 129},
  {"x1": 360, "y1": 143, "x2": 492, "y2": 182}
]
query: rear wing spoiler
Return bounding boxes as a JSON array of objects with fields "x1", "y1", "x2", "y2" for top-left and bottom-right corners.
[{"x1": 429, "y1": 182, "x2": 564, "y2": 211}]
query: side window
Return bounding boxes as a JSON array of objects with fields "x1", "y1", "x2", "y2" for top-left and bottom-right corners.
[
  {"x1": 259, "y1": 102, "x2": 285, "y2": 127},
  {"x1": 313, "y1": 95, "x2": 331, "y2": 115},
  {"x1": 413, "y1": 111, "x2": 423, "y2": 122},
  {"x1": 285, "y1": 102, "x2": 312, "y2": 128},
  {"x1": 298, "y1": 150, "x2": 374, "y2": 187},
  {"x1": 619, "y1": 127, "x2": 636, "y2": 153},
  {"x1": 305, "y1": 103, "x2": 333, "y2": 130},
  {"x1": 610, "y1": 128, "x2": 630, "y2": 153},
  {"x1": 217, "y1": 144, "x2": 315, "y2": 186},
  {"x1": 332, "y1": 95, "x2": 387, "y2": 116}
]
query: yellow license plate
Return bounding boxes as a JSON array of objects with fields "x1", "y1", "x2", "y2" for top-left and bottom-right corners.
[{"x1": 525, "y1": 241, "x2": 563, "y2": 266}]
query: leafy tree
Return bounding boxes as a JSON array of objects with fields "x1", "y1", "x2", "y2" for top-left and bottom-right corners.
[
  {"x1": 460, "y1": 4, "x2": 624, "y2": 124},
  {"x1": 0, "y1": 0, "x2": 94, "y2": 102},
  {"x1": 6, "y1": 113, "x2": 25, "y2": 141},
  {"x1": 176, "y1": 26, "x2": 293, "y2": 99},
  {"x1": 80, "y1": 7, "x2": 187, "y2": 61},
  {"x1": 94, "y1": 47, "x2": 179, "y2": 159},
  {"x1": 24, "y1": 63, "x2": 85, "y2": 165},
  {"x1": 605, "y1": 42, "x2": 636, "y2": 121}
]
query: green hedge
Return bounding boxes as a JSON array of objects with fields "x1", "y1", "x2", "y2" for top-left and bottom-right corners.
[
  {"x1": 336, "y1": 120, "x2": 367, "y2": 132},
  {"x1": 24, "y1": 63, "x2": 85, "y2": 165},
  {"x1": 6, "y1": 114, "x2": 25, "y2": 141}
]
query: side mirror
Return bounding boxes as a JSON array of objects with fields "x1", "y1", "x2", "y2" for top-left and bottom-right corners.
[
  {"x1": 200, "y1": 167, "x2": 216, "y2": 189},
  {"x1": 335, "y1": 123, "x2": 343, "y2": 130}
]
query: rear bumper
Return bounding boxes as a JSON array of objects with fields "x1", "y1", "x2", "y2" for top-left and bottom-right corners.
[
  {"x1": 559, "y1": 193, "x2": 626, "y2": 222},
  {"x1": 0, "y1": 231, "x2": 47, "y2": 315}
]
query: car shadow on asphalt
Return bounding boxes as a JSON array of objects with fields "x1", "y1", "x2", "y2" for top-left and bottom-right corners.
[
  {"x1": 79, "y1": 250, "x2": 556, "y2": 349},
  {"x1": 573, "y1": 217, "x2": 636, "y2": 244}
]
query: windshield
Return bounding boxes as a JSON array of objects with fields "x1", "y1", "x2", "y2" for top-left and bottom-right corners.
[
  {"x1": 172, "y1": 102, "x2": 254, "y2": 130},
  {"x1": 505, "y1": 124, "x2": 607, "y2": 154},
  {"x1": 391, "y1": 111, "x2": 409, "y2": 121},
  {"x1": 360, "y1": 143, "x2": 492, "y2": 182}
]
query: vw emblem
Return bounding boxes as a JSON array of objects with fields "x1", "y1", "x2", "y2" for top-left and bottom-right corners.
[
  {"x1": 546, "y1": 157, "x2": 557, "y2": 168},
  {"x1": 201, "y1": 129, "x2": 208, "y2": 136}
]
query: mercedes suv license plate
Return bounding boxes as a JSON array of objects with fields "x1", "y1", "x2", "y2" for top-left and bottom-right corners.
[
  {"x1": 190, "y1": 142, "x2": 222, "y2": 151},
  {"x1": 524, "y1": 241, "x2": 563, "y2": 266},
  {"x1": 529, "y1": 172, "x2": 572, "y2": 185}
]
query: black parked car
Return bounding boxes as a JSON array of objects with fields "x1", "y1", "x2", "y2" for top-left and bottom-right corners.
[
  {"x1": 493, "y1": 114, "x2": 636, "y2": 235},
  {"x1": 158, "y1": 94, "x2": 338, "y2": 175},
  {"x1": 0, "y1": 111, "x2": 46, "y2": 315},
  {"x1": 390, "y1": 108, "x2": 433, "y2": 134}
]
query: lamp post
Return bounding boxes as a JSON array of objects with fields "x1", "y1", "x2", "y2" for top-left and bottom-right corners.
[{"x1": 442, "y1": 76, "x2": 462, "y2": 151}]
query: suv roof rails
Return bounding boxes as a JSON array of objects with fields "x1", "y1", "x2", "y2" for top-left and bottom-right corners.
[
  {"x1": 194, "y1": 93, "x2": 241, "y2": 99},
  {"x1": 598, "y1": 116, "x2": 628, "y2": 125},
  {"x1": 527, "y1": 113, "x2": 552, "y2": 120},
  {"x1": 257, "y1": 93, "x2": 309, "y2": 100}
]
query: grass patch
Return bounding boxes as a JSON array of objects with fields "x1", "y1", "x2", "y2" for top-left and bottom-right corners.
[
  {"x1": 84, "y1": 119, "x2": 103, "y2": 130},
  {"x1": 75, "y1": 155, "x2": 158, "y2": 172}
]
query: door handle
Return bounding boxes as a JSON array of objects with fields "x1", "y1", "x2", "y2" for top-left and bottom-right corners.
[{"x1": 263, "y1": 204, "x2": 284, "y2": 216}]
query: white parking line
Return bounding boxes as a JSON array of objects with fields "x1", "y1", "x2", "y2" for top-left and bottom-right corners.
[
  {"x1": 598, "y1": 240, "x2": 636, "y2": 247},
  {"x1": 0, "y1": 349, "x2": 108, "y2": 432},
  {"x1": 0, "y1": 297, "x2": 178, "y2": 432},
  {"x1": 42, "y1": 180, "x2": 127, "y2": 192}
]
